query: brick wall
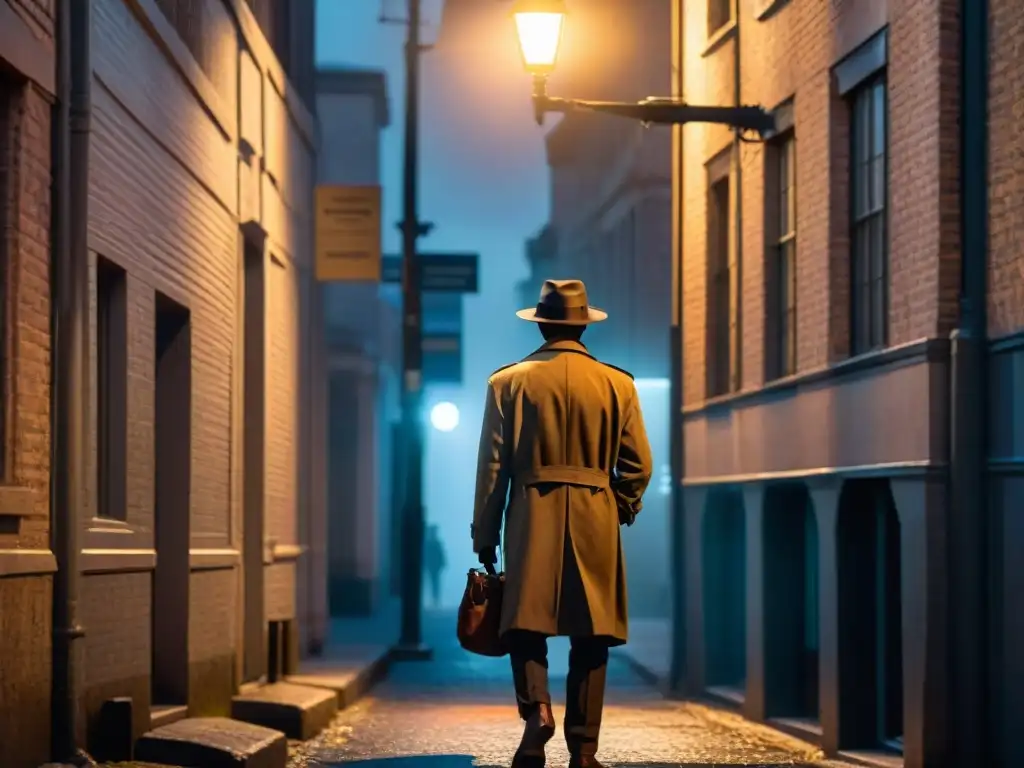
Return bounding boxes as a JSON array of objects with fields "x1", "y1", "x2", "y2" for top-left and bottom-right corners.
[
  {"x1": 988, "y1": 0, "x2": 1024, "y2": 337},
  {"x1": 0, "y1": 4, "x2": 54, "y2": 765},
  {"x1": 680, "y1": 0, "x2": 960, "y2": 405}
]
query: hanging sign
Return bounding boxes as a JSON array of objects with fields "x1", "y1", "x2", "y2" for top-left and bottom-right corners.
[{"x1": 315, "y1": 185, "x2": 382, "y2": 281}]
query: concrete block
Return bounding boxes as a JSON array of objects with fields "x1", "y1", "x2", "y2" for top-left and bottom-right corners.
[
  {"x1": 134, "y1": 717, "x2": 287, "y2": 768},
  {"x1": 231, "y1": 682, "x2": 338, "y2": 741}
]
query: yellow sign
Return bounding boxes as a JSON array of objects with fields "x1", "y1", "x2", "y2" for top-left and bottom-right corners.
[{"x1": 315, "y1": 185, "x2": 382, "y2": 281}]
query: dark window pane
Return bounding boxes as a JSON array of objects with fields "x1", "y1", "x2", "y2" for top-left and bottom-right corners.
[
  {"x1": 872, "y1": 82, "x2": 886, "y2": 157},
  {"x1": 870, "y1": 155, "x2": 885, "y2": 214}
]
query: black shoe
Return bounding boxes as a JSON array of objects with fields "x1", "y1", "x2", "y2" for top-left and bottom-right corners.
[
  {"x1": 568, "y1": 756, "x2": 605, "y2": 768},
  {"x1": 511, "y1": 703, "x2": 555, "y2": 768}
]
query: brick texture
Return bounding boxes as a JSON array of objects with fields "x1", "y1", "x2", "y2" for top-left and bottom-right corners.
[
  {"x1": 0, "y1": 5, "x2": 54, "y2": 765},
  {"x1": 0, "y1": 63, "x2": 52, "y2": 546},
  {"x1": 681, "y1": 0, "x2": 961, "y2": 404},
  {"x1": 988, "y1": 0, "x2": 1024, "y2": 336},
  {"x1": 6, "y1": 0, "x2": 55, "y2": 44}
]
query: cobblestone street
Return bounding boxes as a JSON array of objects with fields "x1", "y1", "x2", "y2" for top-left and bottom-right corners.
[{"x1": 290, "y1": 611, "x2": 835, "y2": 768}]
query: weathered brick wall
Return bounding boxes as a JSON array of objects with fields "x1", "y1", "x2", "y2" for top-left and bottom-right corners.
[
  {"x1": 80, "y1": 0, "x2": 239, "y2": 739},
  {"x1": 0, "y1": 2, "x2": 54, "y2": 763},
  {"x1": 988, "y1": 0, "x2": 1024, "y2": 337},
  {"x1": 681, "y1": 0, "x2": 960, "y2": 404}
]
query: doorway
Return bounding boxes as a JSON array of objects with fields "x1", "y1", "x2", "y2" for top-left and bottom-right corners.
[
  {"x1": 763, "y1": 483, "x2": 819, "y2": 721},
  {"x1": 702, "y1": 487, "x2": 747, "y2": 695},
  {"x1": 242, "y1": 241, "x2": 266, "y2": 683},
  {"x1": 152, "y1": 292, "x2": 191, "y2": 705},
  {"x1": 837, "y1": 479, "x2": 904, "y2": 751}
]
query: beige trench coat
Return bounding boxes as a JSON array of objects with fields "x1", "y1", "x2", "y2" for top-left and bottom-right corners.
[{"x1": 471, "y1": 339, "x2": 654, "y2": 645}]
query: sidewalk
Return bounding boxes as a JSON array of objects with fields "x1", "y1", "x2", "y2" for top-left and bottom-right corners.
[
  {"x1": 287, "y1": 598, "x2": 402, "y2": 709},
  {"x1": 611, "y1": 617, "x2": 672, "y2": 689}
]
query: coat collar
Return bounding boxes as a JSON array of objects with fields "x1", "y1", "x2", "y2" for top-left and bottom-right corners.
[{"x1": 524, "y1": 338, "x2": 594, "y2": 361}]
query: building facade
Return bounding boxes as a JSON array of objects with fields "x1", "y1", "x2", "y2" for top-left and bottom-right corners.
[
  {"x1": 671, "y1": 0, "x2": 1020, "y2": 765},
  {"x1": 538, "y1": 0, "x2": 673, "y2": 380},
  {"x1": 0, "y1": 2, "x2": 57, "y2": 765},
  {"x1": 316, "y1": 67, "x2": 401, "y2": 617},
  {"x1": 1, "y1": 0, "x2": 326, "y2": 763}
]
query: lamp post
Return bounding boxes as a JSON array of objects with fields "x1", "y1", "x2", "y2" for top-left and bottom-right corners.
[
  {"x1": 393, "y1": 0, "x2": 434, "y2": 662},
  {"x1": 509, "y1": 0, "x2": 775, "y2": 135}
]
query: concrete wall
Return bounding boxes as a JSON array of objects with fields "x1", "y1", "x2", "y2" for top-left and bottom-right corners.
[{"x1": 0, "y1": 1, "x2": 56, "y2": 765}]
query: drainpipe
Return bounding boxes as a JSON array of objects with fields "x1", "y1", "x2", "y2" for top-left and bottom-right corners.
[
  {"x1": 50, "y1": 0, "x2": 91, "y2": 762},
  {"x1": 730, "y1": 0, "x2": 743, "y2": 391},
  {"x1": 668, "y1": 0, "x2": 687, "y2": 694},
  {"x1": 947, "y1": 0, "x2": 989, "y2": 761}
]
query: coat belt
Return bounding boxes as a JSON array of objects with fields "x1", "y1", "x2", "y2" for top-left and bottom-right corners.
[{"x1": 516, "y1": 465, "x2": 611, "y2": 489}]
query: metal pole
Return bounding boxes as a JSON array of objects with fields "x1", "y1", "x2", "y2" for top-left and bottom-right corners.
[
  {"x1": 948, "y1": 0, "x2": 989, "y2": 759},
  {"x1": 51, "y1": 0, "x2": 90, "y2": 761},
  {"x1": 394, "y1": 0, "x2": 432, "y2": 659},
  {"x1": 667, "y1": 0, "x2": 687, "y2": 695}
]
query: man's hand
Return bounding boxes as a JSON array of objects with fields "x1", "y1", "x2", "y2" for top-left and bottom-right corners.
[{"x1": 478, "y1": 546, "x2": 497, "y2": 566}]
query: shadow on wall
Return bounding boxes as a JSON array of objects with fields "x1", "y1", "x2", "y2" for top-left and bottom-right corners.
[{"x1": 318, "y1": 755, "x2": 824, "y2": 768}]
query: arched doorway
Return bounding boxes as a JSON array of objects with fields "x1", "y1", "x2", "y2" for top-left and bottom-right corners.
[
  {"x1": 702, "y1": 487, "x2": 747, "y2": 694},
  {"x1": 763, "y1": 483, "x2": 819, "y2": 721},
  {"x1": 836, "y1": 479, "x2": 903, "y2": 752}
]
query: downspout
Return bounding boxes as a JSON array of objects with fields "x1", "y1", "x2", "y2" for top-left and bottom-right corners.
[
  {"x1": 668, "y1": 0, "x2": 687, "y2": 694},
  {"x1": 948, "y1": 0, "x2": 989, "y2": 761},
  {"x1": 730, "y1": 0, "x2": 743, "y2": 391},
  {"x1": 50, "y1": 0, "x2": 91, "y2": 762}
]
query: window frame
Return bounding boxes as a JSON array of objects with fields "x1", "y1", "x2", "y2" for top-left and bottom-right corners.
[
  {"x1": 96, "y1": 256, "x2": 129, "y2": 521},
  {"x1": 848, "y1": 74, "x2": 889, "y2": 356},
  {"x1": 706, "y1": 152, "x2": 735, "y2": 399},
  {"x1": 707, "y1": 0, "x2": 734, "y2": 39}
]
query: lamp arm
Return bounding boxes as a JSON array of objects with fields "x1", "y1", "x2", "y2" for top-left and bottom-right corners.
[
  {"x1": 529, "y1": 76, "x2": 774, "y2": 133},
  {"x1": 534, "y1": 94, "x2": 775, "y2": 135}
]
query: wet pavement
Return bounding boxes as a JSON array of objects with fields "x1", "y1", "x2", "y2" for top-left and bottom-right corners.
[{"x1": 290, "y1": 610, "x2": 837, "y2": 768}]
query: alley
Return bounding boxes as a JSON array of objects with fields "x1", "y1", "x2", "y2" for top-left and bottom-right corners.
[{"x1": 290, "y1": 612, "x2": 832, "y2": 768}]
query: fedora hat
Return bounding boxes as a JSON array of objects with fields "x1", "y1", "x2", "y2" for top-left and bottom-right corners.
[{"x1": 516, "y1": 279, "x2": 608, "y2": 325}]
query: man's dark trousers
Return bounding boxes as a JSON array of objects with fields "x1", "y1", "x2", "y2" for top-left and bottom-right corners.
[{"x1": 506, "y1": 630, "x2": 610, "y2": 758}]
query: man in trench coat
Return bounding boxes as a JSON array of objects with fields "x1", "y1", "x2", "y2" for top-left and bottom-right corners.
[{"x1": 472, "y1": 279, "x2": 654, "y2": 768}]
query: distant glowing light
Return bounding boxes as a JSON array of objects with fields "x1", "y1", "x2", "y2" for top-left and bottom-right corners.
[{"x1": 430, "y1": 402, "x2": 460, "y2": 432}]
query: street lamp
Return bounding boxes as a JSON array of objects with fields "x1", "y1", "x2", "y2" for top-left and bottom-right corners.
[{"x1": 509, "y1": 0, "x2": 775, "y2": 135}]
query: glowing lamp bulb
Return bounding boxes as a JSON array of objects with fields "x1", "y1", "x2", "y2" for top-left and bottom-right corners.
[{"x1": 512, "y1": 0, "x2": 567, "y2": 74}]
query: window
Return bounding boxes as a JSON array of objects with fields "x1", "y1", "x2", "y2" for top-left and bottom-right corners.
[
  {"x1": 708, "y1": 0, "x2": 733, "y2": 37},
  {"x1": 707, "y1": 165, "x2": 737, "y2": 397},
  {"x1": 153, "y1": 0, "x2": 209, "y2": 78},
  {"x1": 97, "y1": 257, "x2": 128, "y2": 520},
  {"x1": 767, "y1": 133, "x2": 797, "y2": 379},
  {"x1": 850, "y1": 76, "x2": 888, "y2": 355}
]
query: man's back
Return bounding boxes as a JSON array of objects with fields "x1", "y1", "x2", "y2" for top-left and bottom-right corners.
[{"x1": 491, "y1": 339, "x2": 641, "y2": 483}]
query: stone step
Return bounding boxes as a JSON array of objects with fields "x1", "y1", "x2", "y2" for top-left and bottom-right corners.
[
  {"x1": 231, "y1": 681, "x2": 338, "y2": 741},
  {"x1": 134, "y1": 716, "x2": 287, "y2": 768},
  {"x1": 286, "y1": 644, "x2": 391, "y2": 709}
]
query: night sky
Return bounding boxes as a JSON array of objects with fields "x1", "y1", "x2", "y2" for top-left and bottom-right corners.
[{"x1": 316, "y1": 0, "x2": 552, "y2": 599}]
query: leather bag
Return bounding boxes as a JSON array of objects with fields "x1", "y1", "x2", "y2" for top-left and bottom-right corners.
[{"x1": 457, "y1": 563, "x2": 508, "y2": 657}]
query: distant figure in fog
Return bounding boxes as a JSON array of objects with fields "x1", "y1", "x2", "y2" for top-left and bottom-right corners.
[
  {"x1": 472, "y1": 279, "x2": 653, "y2": 768},
  {"x1": 424, "y1": 524, "x2": 447, "y2": 609}
]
